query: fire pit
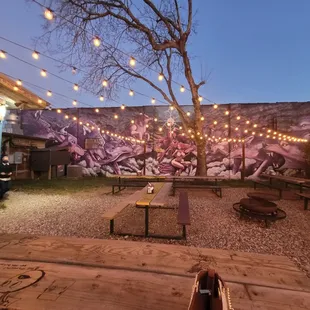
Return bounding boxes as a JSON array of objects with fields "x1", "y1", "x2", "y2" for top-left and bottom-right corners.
[{"x1": 233, "y1": 197, "x2": 286, "y2": 227}]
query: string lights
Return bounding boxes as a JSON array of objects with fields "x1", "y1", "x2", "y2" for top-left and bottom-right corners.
[
  {"x1": 0, "y1": 50, "x2": 6, "y2": 58},
  {"x1": 93, "y1": 36, "x2": 101, "y2": 47},
  {"x1": 129, "y1": 57, "x2": 136, "y2": 67},
  {"x1": 40, "y1": 69, "x2": 47, "y2": 77},
  {"x1": 44, "y1": 8, "x2": 54, "y2": 20},
  {"x1": 99, "y1": 95, "x2": 104, "y2": 101},
  {"x1": 32, "y1": 51, "x2": 39, "y2": 59}
]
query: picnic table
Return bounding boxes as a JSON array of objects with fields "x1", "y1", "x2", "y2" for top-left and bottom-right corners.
[{"x1": 261, "y1": 174, "x2": 310, "y2": 193}]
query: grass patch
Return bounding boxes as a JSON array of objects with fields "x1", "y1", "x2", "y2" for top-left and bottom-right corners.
[{"x1": 12, "y1": 177, "x2": 112, "y2": 194}]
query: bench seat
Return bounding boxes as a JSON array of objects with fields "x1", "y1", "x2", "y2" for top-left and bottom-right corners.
[{"x1": 177, "y1": 191, "x2": 190, "y2": 239}]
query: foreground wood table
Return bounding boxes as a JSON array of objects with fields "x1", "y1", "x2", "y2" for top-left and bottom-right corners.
[{"x1": 0, "y1": 234, "x2": 310, "y2": 309}]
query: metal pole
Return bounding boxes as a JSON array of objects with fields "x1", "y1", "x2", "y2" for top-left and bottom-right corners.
[
  {"x1": 143, "y1": 142, "x2": 146, "y2": 175},
  {"x1": 241, "y1": 140, "x2": 245, "y2": 182}
]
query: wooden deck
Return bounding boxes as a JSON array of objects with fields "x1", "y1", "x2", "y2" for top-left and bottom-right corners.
[{"x1": 0, "y1": 234, "x2": 310, "y2": 309}]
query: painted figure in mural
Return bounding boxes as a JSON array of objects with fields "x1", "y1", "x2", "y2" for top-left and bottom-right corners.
[
  {"x1": 0, "y1": 155, "x2": 12, "y2": 199},
  {"x1": 130, "y1": 113, "x2": 152, "y2": 141}
]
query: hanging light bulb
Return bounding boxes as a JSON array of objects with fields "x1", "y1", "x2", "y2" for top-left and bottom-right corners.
[
  {"x1": 40, "y1": 69, "x2": 47, "y2": 77},
  {"x1": 180, "y1": 85, "x2": 185, "y2": 92},
  {"x1": 47, "y1": 90, "x2": 52, "y2": 97},
  {"x1": 72, "y1": 100, "x2": 77, "y2": 106},
  {"x1": 121, "y1": 104, "x2": 125, "y2": 110},
  {"x1": 99, "y1": 95, "x2": 104, "y2": 101},
  {"x1": 129, "y1": 89, "x2": 134, "y2": 96},
  {"x1": 252, "y1": 132, "x2": 256, "y2": 135},
  {"x1": 102, "y1": 80, "x2": 108, "y2": 87},
  {"x1": 44, "y1": 8, "x2": 54, "y2": 20},
  {"x1": 236, "y1": 116, "x2": 241, "y2": 120},
  {"x1": 253, "y1": 124, "x2": 257, "y2": 128},
  {"x1": 200, "y1": 116, "x2": 205, "y2": 121},
  {"x1": 244, "y1": 129, "x2": 248, "y2": 133},
  {"x1": 72, "y1": 67, "x2": 77, "y2": 74},
  {"x1": 0, "y1": 50, "x2": 7, "y2": 59},
  {"x1": 57, "y1": 109, "x2": 61, "y2": 113},
  {"x1": 198, "y1": 96, "x2": 203, "y2": 102},
  {"x1": 73, "y1": 83, "x2": 79, "y2": 91},
  {"x1": 235, "y1": 127, "x2": 239, "y2": 131},
  {"x1": 73, "y1": 117, "x2": 77, "y2": 121},
  {"x1": 13, "y1": 86, "x2": 19, "y2": 91},
  {"x1": 32, "y1": 51, "x2": 39, "y2": 60},
  {"x1": 246, "y1": 120, "x2": 250, "y2": 124},
  {"x1": 179, "y1": 126, "x2": 183, "y2": 130},
  {"x1": 16, "y1": 79, "x2": 22, "y2": 86},
  {"x1": 213, "y1": 120, "x2": 218, "y2": 125},
  {"x1": 159, "y1": 127, "x2": 163, "y2": 132},
  {"x1": 213, "y1": 104, "x2": 218, "y2": 109},
  {"x1": 95, "y1": 108, "x2": 99, "y2": 113},
  {"x1": 79, "y1": 121, "x2": 83, "y2": 125},
  {"x1": 225, "y1": 111, "x2": 229, "y2": 115},
  {"x1": 131, "y1": 120, "x2": 135, "y2": 124},
  {"x1": 158, "y1": 73, "x2": 164, "y2": 81},
  {"x1": 225, "y1": 124, "x2": 228, "y2": 128},
  {"x1": 154, "y1": 118, "x2": 158, "y2": 122},
  {"x1": 114, "y1": 114, "x2": 118, "y2": 119},
  {"x1": 186, "y1": 111, "x2": 191, "y2": 116},
  {"x1": 169, "y1": 106, "x2": 174, "y2": 110},
  {"x1": 129, "y1": 57, "x2": 136, "y2": 67},
  {"x1": 65, "y1": 115, "x2": 69, "y2": 119},
  {"x1": 151, "y1": 98, "x2": 156, "y2": 104},
  {"x1": 38, "y1": 99, "x2": 42, "y2": 104},
  {"x1": 93, "y1": 36, "x2": 101, "y2": 47}
]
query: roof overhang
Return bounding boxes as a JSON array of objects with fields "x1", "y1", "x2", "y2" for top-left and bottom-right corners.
[{"x1": 0, "y1": 73, "x2": 49, "y2": 109}]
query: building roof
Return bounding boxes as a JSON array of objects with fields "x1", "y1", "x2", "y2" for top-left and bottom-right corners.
[{"x1": 0, "y1": 73, "x2": 49, "y2": 109}]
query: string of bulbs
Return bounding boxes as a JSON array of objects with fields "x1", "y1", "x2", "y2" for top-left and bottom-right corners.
[{"x1": 32, "y1": 0, "x2": 216, "y2": 105}]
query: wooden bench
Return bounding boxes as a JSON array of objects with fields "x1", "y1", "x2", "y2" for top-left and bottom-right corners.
[
  {"x1": 172, "y1": 183, "x2": 222, "y2": 197},
  {"x1": 296, "y1": 193, "x2": 310, "y2": 210},
  {"x1": 103, "y1": 189, "x2": 145, "y2": 234},
  {"x1": 111, "y1": 182, "x2": 146, "y2": 194},
  {"x1": 253, "y1": 181, "x2": 284, "y2": 199},
  {"x1": 177, "y1": 192, "x2": 190, "y2": 239}
]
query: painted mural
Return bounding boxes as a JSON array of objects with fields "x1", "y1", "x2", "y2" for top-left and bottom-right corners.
[{"x1": 5, "y1": 102, "x2": 310, "y2": 179}]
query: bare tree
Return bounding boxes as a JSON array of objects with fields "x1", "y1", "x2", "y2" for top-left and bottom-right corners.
[{"x1": 39, "y1": 0, "x2": 208, "y2": 175}]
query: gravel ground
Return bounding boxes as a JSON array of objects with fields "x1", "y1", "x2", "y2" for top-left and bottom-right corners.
[{"x1": 0, "y1": 187, "x2": 310, "y2": 277}]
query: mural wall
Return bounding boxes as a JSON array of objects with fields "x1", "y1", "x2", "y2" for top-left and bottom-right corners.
[{"x1": 4, "y1": 102, "x2": 310, "y2": 179}]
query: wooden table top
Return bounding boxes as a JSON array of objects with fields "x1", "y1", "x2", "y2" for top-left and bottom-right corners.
[
  {"x1": 136, "y1": 182, "x2": 165, "y2": 206},
  {"x1": 0, "y1": 234, "x2": 310, "y2": 310},
  {"x1": 261, "y1": 174, "x2": 308, "y2": 184},
  {"x1": 247, "y1": 191, "x2": 280, "y2": 201}
]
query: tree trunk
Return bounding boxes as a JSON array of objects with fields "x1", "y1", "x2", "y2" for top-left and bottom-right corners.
[{"x1": 195, "y1": 138, "x2": 207, "y2": 176}]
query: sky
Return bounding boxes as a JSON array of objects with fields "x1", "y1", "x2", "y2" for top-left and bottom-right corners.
[{"x1": 0, "y1": 0, "x2": 309, "y2": 109}]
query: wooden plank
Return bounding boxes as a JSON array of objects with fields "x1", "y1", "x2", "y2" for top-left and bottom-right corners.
[
  {"x1": 0, "y1": 235, "x2": 309, "y2": 292},
  {"x1": 103, "y1": 190, "x2": 143, "y2": 220},
  {"x1": 296, "y1": 193, "x2": 310, "y2": 199},
  {"x1": 136, "y1": 183, "x2": 164, "y2": 206},
  {"x1": 177, "y1": 192, "x2": 190, "y2": 225},
  {"x1": 149, "y1": 183, "x2": 172, "y2": 207},
  {"x1": 0, "y1": 259, "x2": 192, "y2": 310}
]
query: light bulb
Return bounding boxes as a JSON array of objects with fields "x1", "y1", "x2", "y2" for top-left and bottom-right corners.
[
  {"x1": 16, "y1": 79, "x2": 22, "y2": 86},
  {"x1": 244, "y1": 129, "x2": 248, "y2": 133},
  {"x1": 0, "y1": 50, "x2": 7, "y2": 59},
  {"x1": 32, "y1": 51, "x2": 39, "y2": 60},
  {"x1": 198, "y1": 96, "x2": 203, "y2": 102},
  {"x1": 129, "y1": 57, "x2": 136, "y2": 67},
  {"x1": 44, "y1": 8, "x2": 54, "y2": 20},
  {"x1": 47, "y1": 90, "x2": 52, "y2": 97},
  {"x1": 225, "y1": 124, "x2": 228, "y2": 128},
  {"x1": 154, "y1": 118, "x2": 158, "y2": 122},
  {"x1": 235, "y1": 127, "x2": 239, "y2": 131},
  {"x1": 72, "y1": 67, "x2": 77, "y2": 74},
  {"x1": 186, "y1": 112, "x2": 191, "y2": 116},
  {"x1": 102, "y1": 80, "x2": 108, "y2": 87},
  {"x1": 246, "y1": 120, "x2": 250, "y2": 124},
  {"x1": 131, "y1": 120, "x2": 134, "y2": 124},
  {"x1": 179, "y1": 126, "x2": 183, "y2": 130},
  {"x1": 180, "y1": 85, "x2": 185, "y2": 92},
  {"x1": 213, "y1": 104, "x2": 218, "y2": 109},
  {"x1": 259, "y1": 133, "x2": 263, "y2": 136},
  {"x1": 57, "y1": 109, "x2": 61, "y2": 113},
  {"x1": 170, "y1": 106, "x2": 174, "y2": 110},
  {"x1": 151, "y1": 98, "x2": 156, "y2": 104},
  {"x1": 41, "y1": 69, "x2": 47, "y2": 77},
  {"x1": 225, "y1": 111, "x2": 229, "y2": 115},
  {"x1": 214, "y1": 121, "x2": 217, "y2": 125},
  {"x1": 99, "y1": 96, "x2": 104, "y2": 101},
  {"x1": 38, "y1": 99, "x2": 42, "y2": 104},
  {"x1": 73, "y1": 84, "x2": 79, "y2": 91},
  {"x1": 188, "y1": 129, "x2": 192, "y2": 133},
  {"x1": 253, "y1": 124, "x2": 257, "y2": 128},
  {"x1": 158, "y1": 73, "x2": 164, "y2": 81},
  {"x1": 95, "y1": 108, "x2": 99, "y2": 113},
  {"x1": 121, "y1": 104, "x2": 125, "y2": 110},
  {"x1": 93, "y1": 36, "x2": 101, "y2": 47},
  {"x1": 252, "y1": 132, "x2": 256, "y2": 135},
  {"x1": 114, "y1": 114, "x2": 118, "y2": 119},
  {"x1": 200, "y1": 116, "x2": 205, "y2": 121},
  {"x1": 73, "y1": 117, "x2": 77, "y2": 120},
  {"x1": 236, "y1": 116, "x2": 241, "y2": 120},
  {"x1": 129, "y1": 89, "x2": 134, "y2": 96},
  {"x1": 274, "y1": 131, "x2": 277, "y2": 135},
  {"x1": 79, "y1": 121, "x2": 83, "y2": 125},
  {"x1": 268, "y1": 129, "x2": 271, "y2": 133},
  {"x1": 72, "y1": 100, "x2": 77, "y2": 106},
  {"x1": 159, "y1": 127, "x2": 162, "y2": 132},
  {"x1": 13, "y1": 86, "x2": 19, "y2": 91},
  {"x1": 65, "y1": 115, "x2": 69, "y2": 119}
]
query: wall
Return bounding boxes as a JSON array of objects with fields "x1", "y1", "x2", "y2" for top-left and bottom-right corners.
[{"x1": 4, "y1": 102, "x2": 310, "y2": 179}]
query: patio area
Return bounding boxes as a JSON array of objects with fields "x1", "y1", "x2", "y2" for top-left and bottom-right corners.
[{"x1": 0, "y1": 184, "x2": 310, "y2": 279}]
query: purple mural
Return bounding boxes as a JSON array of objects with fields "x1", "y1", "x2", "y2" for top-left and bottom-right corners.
[{"x1": 5, "y1": 102, "x2": 310, "y2": 178}]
